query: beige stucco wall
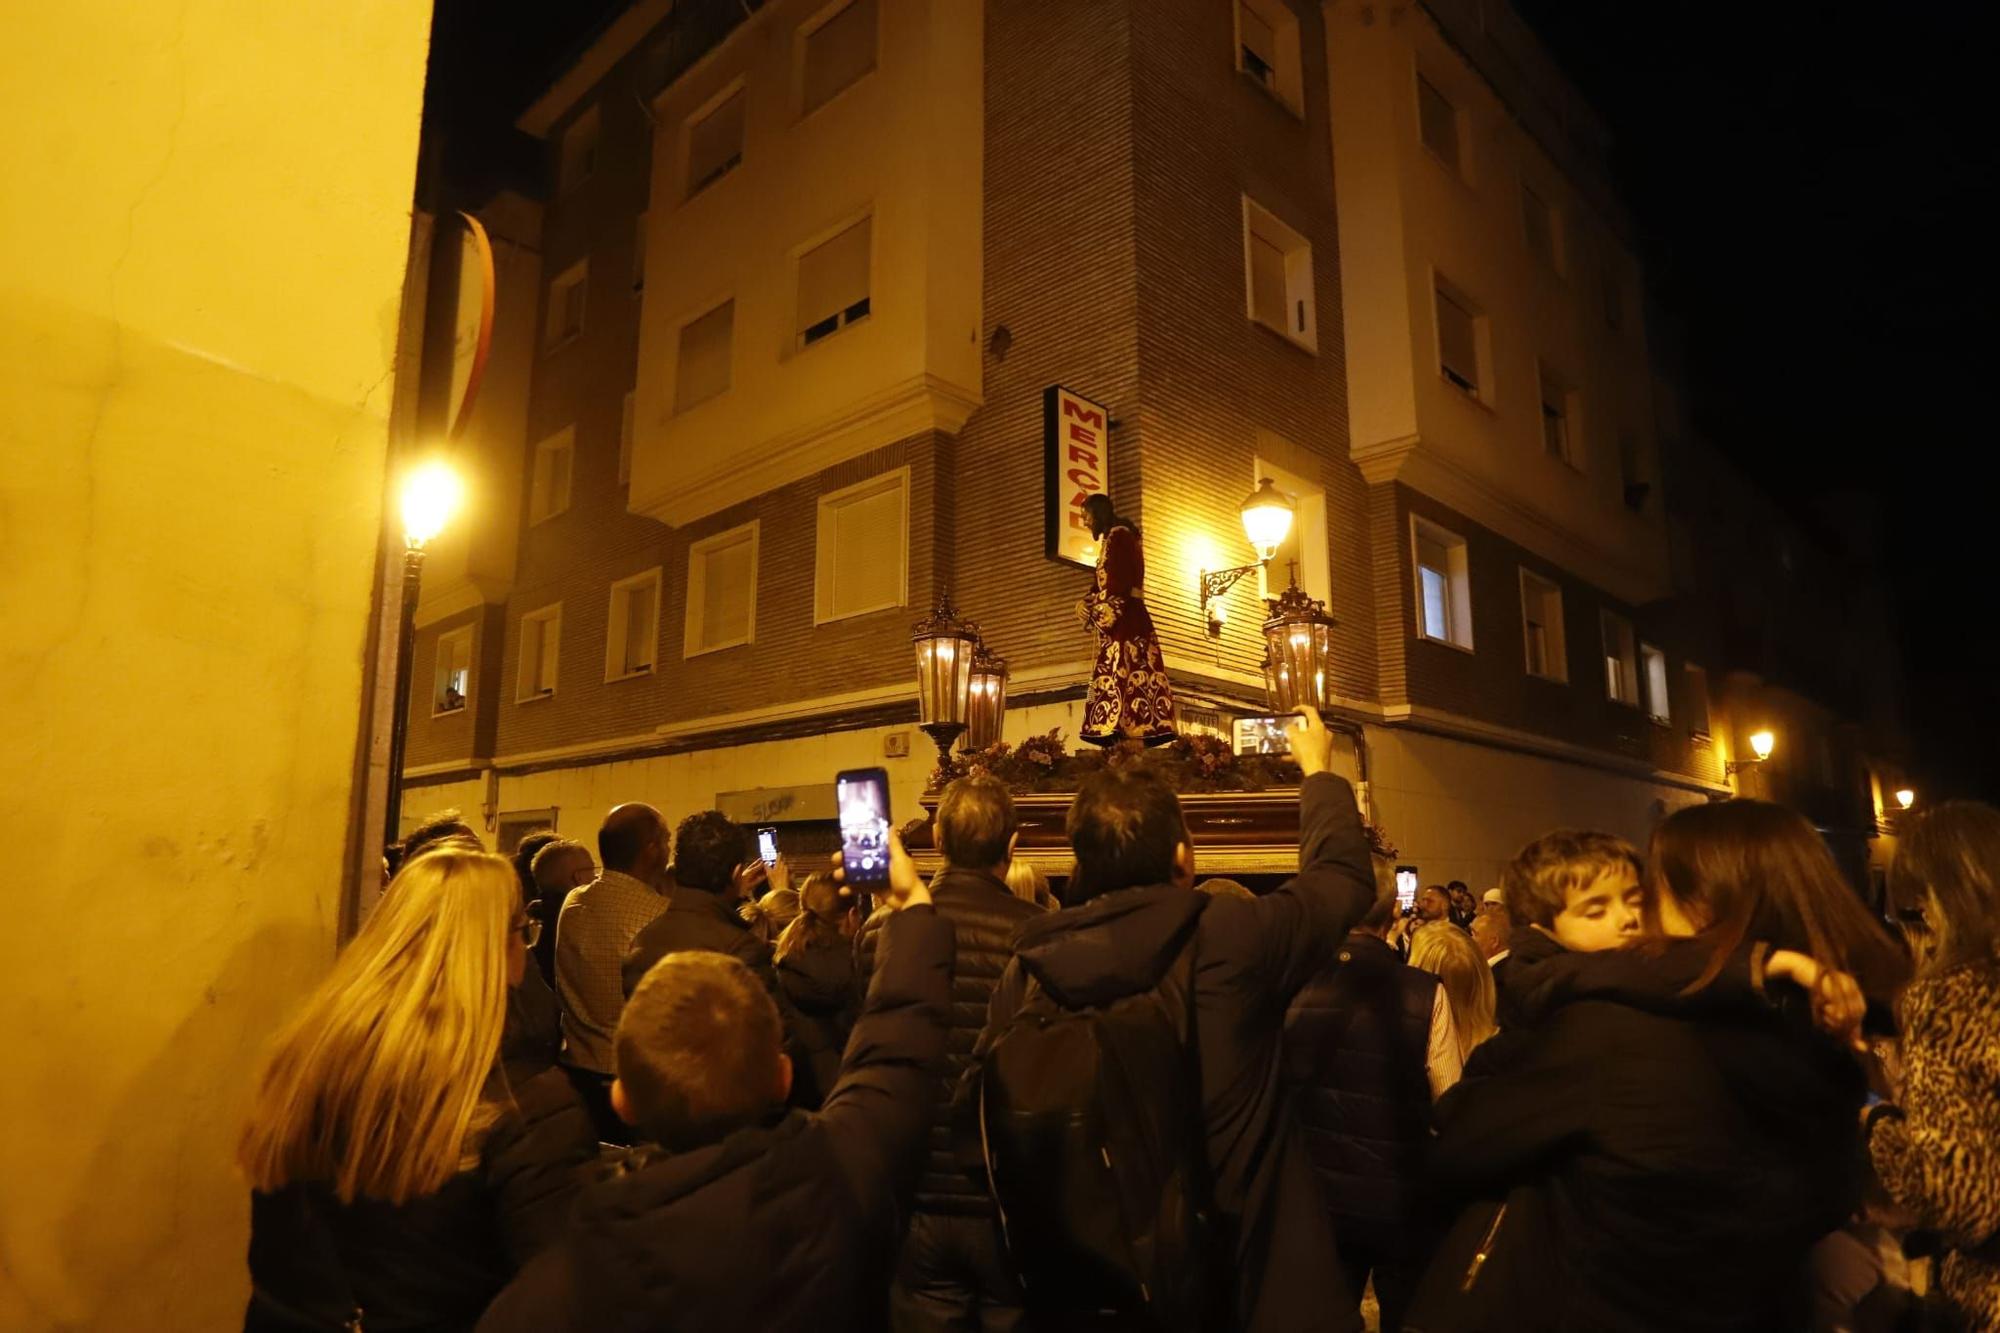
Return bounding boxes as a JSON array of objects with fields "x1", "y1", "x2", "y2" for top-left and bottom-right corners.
[{"x1": 0, "y1": 5, "x2": 431, "y2": 1328}]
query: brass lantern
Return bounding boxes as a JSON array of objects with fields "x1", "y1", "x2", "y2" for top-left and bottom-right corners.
[
  {"x1": 1262, "y1": 582, "x2": 1337, "y2": 713},
  {"x1": 966, "y1": 642, "x2": 1010, "y2": 751},
  {"x1": 911, "y1": 592, "x2": 980, "y2": 770}
]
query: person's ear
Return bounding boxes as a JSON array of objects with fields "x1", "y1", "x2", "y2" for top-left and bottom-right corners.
[
  {"x1": 610, "y1": 1078, "x2": 640, "y2": 1127},
  {"x1": 774, "y1": 1051, "x2": 793, "y2": 1104},
  {"x1": 1171, "y1": 841, "x2": 1196, "y2": 890}
]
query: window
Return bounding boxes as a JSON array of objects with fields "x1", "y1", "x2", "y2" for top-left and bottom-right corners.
[
  {"x1": 1235, "y1": 0, "x2": 1303, "y2": 113},
  {"x1": 1601, "y1": 610, "x2": 1639, "y2": 706},
  {"x1": 557, "y1": 106, "x2": 599, "y2": 194},
  {"x1": 686, "y1": 523, "x2": 758, "y2": 656},
  {"x1": 632, "y1": 214, "x2": 647, "y2": 293},
  {"x1": 1618, "y1": 428, "x2": 1647, "y2": 509},
  {"x1": 528, "y1": 427, "x2": 574, "y2": 524},
  {"x1": 1601, "y1": 259, "x2": 1625, "y2": 330},
  {"x1": 1521, "y1": 182, "x2": 1561, "y2": 271},
  {"x1": 1686, "y1": 664, "x2": 1712, "y2": 738},
  {"x1": 432, "y1": 626, "x2": 472, "y2": 715},
  {"x1": 1242, "y1": 197, "x2": 1317, "y2": 350},
  {"x1": 1412, "y1": 517, "x2": 1473, "y2": 650},
  {"x1": 1418, "y1": 74, "x2": 1461, "y2": 172},
  {"x1": 685, "y1": 87, "x2": 744, "y2": 196},
  {"x1": 800, "y1": 0, "x2": 877, "y2": 116},
  {"x1": 674, "y1": 298, "x2": 734, "y2": 412},
  {"x1": 1539, "y1": 364, "x2": 1579, "y2": 467},
  {"x1": 544, "y1": 260, "x2": 587, "y2": 349},
  {"x1": 797, "y1": 217, "x2": 871, "y2": 347},
  {"x1": 517, "y1": 604, "x2": 561, "y2": 701},
  {"x1": 1255, "y1": 453, "x2": 1331, "y2": 608},
  {"x1": 605, "y1": 569, "x2": 662, "y2": 681},
  {"x1": 1519, "y1": 570, "x2": 1566, "y2": 681},
  {"x1": 815, "y1": 469, "x2": 909, "y2": 623},
  {"x1": 619, "y1": 390, "x2": 635, "y2": 485},
  {"x1": 1641, "y1": 643, "x2": 1671, "y2": 724},
  {"x1": 496, "y1": 809, "x2": 559, "y2": 855},
  {"x1": 1435, "y1": 277, "x2": 1485, "y2": 398}
]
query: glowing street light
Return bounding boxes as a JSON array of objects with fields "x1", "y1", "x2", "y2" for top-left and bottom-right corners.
[
  {"x1": 384, "y1": 459, "x2": 463, "y2": 858},
  {"x1": 1895, "y1": 788, "x2": 1916, "y2": 811},
  {"x1": 1199, "y1": 478, "x2": 1298, "y2": 637},
  {"x1": 1727, "y1": 728, "x2": 1776, "y2": 779}
]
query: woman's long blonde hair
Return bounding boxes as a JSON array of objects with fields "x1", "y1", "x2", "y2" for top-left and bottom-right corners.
[
  {"x1": 1409, "y1": 922, "x2": 1498, "y2": 1062},
  {"x1": 238, "y1": 848, "x2": 517, "y2": 1204}
]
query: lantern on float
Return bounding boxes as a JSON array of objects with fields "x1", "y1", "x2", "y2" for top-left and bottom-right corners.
[
  {"x1": 1261, "y1": 582, "x2": 1337, "y2": 713},
  {"x1": 965, "y1": 642, "x2": 1009, "y2": 751},
  {"x1": 911, "y1": 593, "x2": 979, "y2": 771}
]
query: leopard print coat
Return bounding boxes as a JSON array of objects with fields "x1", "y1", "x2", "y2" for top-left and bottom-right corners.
[{"x1": 1868, "y1": 959, "x2": 2000, "y2": 1328}]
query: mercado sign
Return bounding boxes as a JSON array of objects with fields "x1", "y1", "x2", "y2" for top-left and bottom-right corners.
[{"x1": 1043, "y1": 385, "x2": 1111, "y2": 568}]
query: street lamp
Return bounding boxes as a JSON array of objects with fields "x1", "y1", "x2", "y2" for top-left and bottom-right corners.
[
  {"x1": 965, "y1": 641, "x2": 1010, "y2": 751},
  {"x1": 911, "y1": 592, "x2": 979, "y2": 774},
  {"x1": 1261, "y1": 582, "x2": 1338, "y2": 713},
  {"x1": 1895, "y1": 788, "x2": 1916, "y2": 811},
  {"x1": 1726, "y1": 728, "x2": 1776, "y2": 778},
  {"x1": 383, "y1": 460, "x2": 463, "y2": 858},
  {"x1": 1199, "y1": 478, "x2": 1296, "y2": 637}
]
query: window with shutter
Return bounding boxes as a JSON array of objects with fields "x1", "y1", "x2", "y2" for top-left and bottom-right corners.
[
  {"x1": 675, "y1": 299, "x2": 734, "y2": 412},
  {"x1": 1436, "y1": 282, "x2": 1482, "y2": 396},
  {"x1": 1413, "y1": 518, "x2": 1473, "y2": 650},
  {"x1": 605, "y1": 570, "x2": 662, "y2": 681},
  {"x1": 816, "y1": 470, "x2": 909, "y2": 623},
  {"x1": 529, "y1": 428, "x2": 574, "y2": 525},
  {"x1": 801, "y1": 0, "x2": 877, "y2": 115},
  {"x1": 797, "y1": 218, "x2": 871, "y2": 346},
  {"x1": 1520, "y1": 570, "x2": 1566, "y2": 681},
  {"x1": 517, "y1": 606, "x2": 561, "y2": 701},
  {"x1": 686, "y1": 89, "x2": 744, "y2": 196},
  {"x1": 1242, "y1": 197, "x2": 1316, "y2": 350},
  {"x1": 686, "y1": 524, "x2": 758, "y2": 657},
  {"x1": 1601, "y1": 611, "x2": 1640, "y2": 706},
  {"x1": 1641, "y1": 644, "x2": 1671, "y2": 723},
  {"x1": 433, "y1": 627, "x2": 473, "y2": 715}
]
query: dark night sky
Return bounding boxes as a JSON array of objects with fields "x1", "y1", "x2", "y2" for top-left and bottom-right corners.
[{"x1": 425, "y1": 1, "x2": 1997, "y2": 800}]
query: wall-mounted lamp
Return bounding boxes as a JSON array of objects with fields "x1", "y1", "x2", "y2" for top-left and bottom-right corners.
[
  {"x1": 1726, "y1": 728, "x2": 1776, "y2": 777},
  {"x1": 1198, "y1": 478, "x2": 1296, "y2": 637},
  {"x1": 1895, "y1": 788, "x2": 1916, "y2": 811}
]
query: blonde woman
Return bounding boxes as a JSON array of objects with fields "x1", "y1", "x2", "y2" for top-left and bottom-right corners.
[
  {"x1": 240, "y1": 848, "x2": 597, "y2": 1333},
  {"x1": 1005, "y1": 856, "x2": 1056, "y2": 911},
  {"x1": 1409, "y1": 920, "x2": 1498, "y2": 1065}
]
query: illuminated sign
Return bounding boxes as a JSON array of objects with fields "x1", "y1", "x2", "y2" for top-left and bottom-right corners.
[{"x1": 1043, "y1": 385, "x2": 1111, "y2": 568}]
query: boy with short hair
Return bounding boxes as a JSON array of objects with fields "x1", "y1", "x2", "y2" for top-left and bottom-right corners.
[
  {"x1": 478, "y1": 835, "x2": 953, "y2": 1333},
  {"x1": 1491, "y1": 829, "x2": 1644, "y2": 1029}
]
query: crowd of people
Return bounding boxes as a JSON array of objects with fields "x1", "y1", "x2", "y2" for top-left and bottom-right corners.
[{"x1": 236, "y1": 707, "x2": 2000, "y2": 1332}]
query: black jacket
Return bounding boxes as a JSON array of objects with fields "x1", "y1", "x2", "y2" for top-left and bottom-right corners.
[
  {"x1": 985, "y1": 772, "x2": 1381, "y2": 1333},
  {"x1": 1419, "y1": 956, "x2": 1865, "y2": 1333},
  {"x1": 1285, "y1": 931, "x2": 1443, "y2": 1246},
  {"x1": 856, "y1": 865, "x2": 1041, "y2": 1214},
  {"x1": 475, "y1": 906, "x2": 956, "y2": 1333},
  {"x1": 777, "y1": 936, "x2": 858, "y2": 1109},
  {"x1": 244, "y1": 1062, "x2": 597, "y2": 1333},
  {"x1": 621, "y1": 886, "x2": 773, "y2": 997}
]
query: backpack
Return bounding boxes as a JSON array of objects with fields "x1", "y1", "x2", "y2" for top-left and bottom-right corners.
[{"x1": 969, "y1": 903, "x2": 1223, "y2": 1333}]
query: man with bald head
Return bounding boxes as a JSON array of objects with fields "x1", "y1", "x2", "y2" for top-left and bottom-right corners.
[{"x1": 555, "y1": 803, "x2": 672, "y2": 1138}]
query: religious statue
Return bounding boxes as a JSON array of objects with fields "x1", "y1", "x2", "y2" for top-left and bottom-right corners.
[{"x1": 1075, "y1": 493, "x2": 1178, "y2": 746}]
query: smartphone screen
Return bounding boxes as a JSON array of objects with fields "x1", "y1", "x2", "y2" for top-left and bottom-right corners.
[
  {"x1": 756, "y1": 827, "x2": 779, "y2": 865},
  {"x1": 1231, "y1": 715, "x2": 1294, "y2": 756},
  {"x1": 1395, "y1": 866, "x2": 1419, "y2": 912},
  {"x1": 836, "y1": 767, "x2": 892, "y2": 889}
]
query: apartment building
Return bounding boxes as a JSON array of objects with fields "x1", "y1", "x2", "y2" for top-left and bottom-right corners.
[{"x1": 394, "y1": 0, "x2": 1892, "y2": 889}]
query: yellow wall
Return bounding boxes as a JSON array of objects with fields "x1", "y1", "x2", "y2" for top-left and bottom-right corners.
[{"x1": 0, "y1": 5, "x2": 431, "y2": 1328}]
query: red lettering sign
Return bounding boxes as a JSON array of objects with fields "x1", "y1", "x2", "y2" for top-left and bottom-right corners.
[
  {"x1": 1061, "y1": 399, "x2": 1105, "y2": 429},
  {"x1": 1067, "y1": 443, "x2": 1099, "y2": 467}
]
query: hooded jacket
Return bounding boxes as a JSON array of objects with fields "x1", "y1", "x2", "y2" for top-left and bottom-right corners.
[
  {"x1": 983, "y1": 772, "x2": 1381, "y2": 1333},
  {"x1": 475, "y1": 905, "x2": 955, "y2": 1333}
]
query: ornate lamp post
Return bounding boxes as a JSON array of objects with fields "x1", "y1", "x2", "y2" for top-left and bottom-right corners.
[
  {"x1": 1199, "y1": 477, "x2": 1296, "y2": 636},
  {"x1": 965, "y1": 642, "x2": 1010, "y2": 751},
  {"x1": 384, "y1": 460, "x2": 462, "y2": 857},
  {"x1": 1261, "y1": 582, "x2": 1338, "y2": 714},
  {"x1": 911, "y1": 592, "x2": 979, "y2": 772}
]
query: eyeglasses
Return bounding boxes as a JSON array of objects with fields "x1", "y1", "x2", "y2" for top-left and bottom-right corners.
[{"x1": 512, "y1": 917, "x2": 543, "y2": 948}]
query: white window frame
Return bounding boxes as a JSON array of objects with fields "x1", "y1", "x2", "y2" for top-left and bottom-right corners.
[
  {"x1": 516, "y1": 603, "x2": 562, "y2": 703},
  {"x1": 796, "y1": 0, "x2": 878, "y2": 118},
  {"x1": 672, "y1": 296, "x2": 735, "y2": 414},
  {"x1": 1518, "y1": 568, "x2": 1567, "y2": 683},
  {"x1": 683, "y1": 81, "x2": 745, "y2": 199},
  {"x1": 1242, "y1": 196, "x2": 1318, "y2": 352},
  {"x1": 604, "y1": 567, "x2": 663, "y2": 683},
  {"x1": 685, "y1": 522, "x2": 760, "y2": 658},
  {"x1": 1686, "y1": 662, "x2": 1712, "y2": 739},
  {"x1": 1601, "y1": 609, "x2": 1640, "y2": 707},
  {"x1": 792, "y1": 212, "x2": 873, "y2": 350},
  {"x1": 814, "y1": 467, "x2": 910, "y2": 624},
  {"x1": 619, "y1": 390, "x2": 635, "y2": 486},
  {"x1": 432, "y1": 625, "x2": 474, "y2": 717},
  {"x1": 527, "y1": 426, "x2": 574, "y2": 525},
  {"x1": 557, "y1": 106, "x2": 600, "y2": 195},
  {"x1": 1538, "y1": 361, "x2": 1582, "y2": 469},
  {"x1": 1416, "y1": 71, "x2": 1464, "y2": 177},
  {"x1": 1234, "y1": 0, "x2": 1304, "y2": 116},
  {"x1": 1640, "y1": 642, "x2": 1671, "y2": 725},
  {"x1": 1411, "y1": 515, "x2": 1474, "y2": 652},
  {"x1": 1434, "y1": 272, "x2": 1488, "y2": 402},
  {"x1": 543, "y1": 259, "x2": 588, "y2": 351}
]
